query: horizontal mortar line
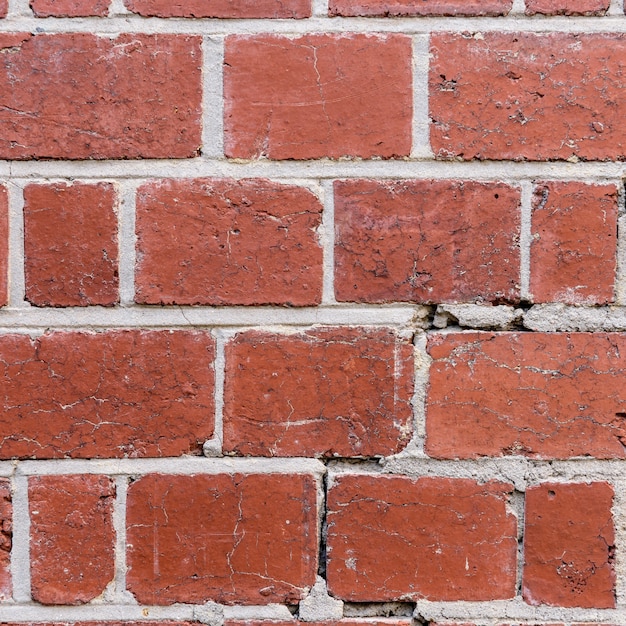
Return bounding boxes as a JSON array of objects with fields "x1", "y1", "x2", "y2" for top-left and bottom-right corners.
[
  {"x1": 0, "y1": 305, "x2": 422, "y2": 328},
  {"x1": 11, "y1": 456, "x2": 326, "y2": 476},
  {"x1": 4, "y1": 160, "x2": 626, "y2": 181},
  {"x1": 3, "y1": 15, "x2": 626, "y2": 34}
]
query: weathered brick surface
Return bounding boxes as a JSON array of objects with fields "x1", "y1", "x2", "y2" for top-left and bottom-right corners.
[
  {"x1": 30, "y1": 0, "x2": 110, "y2": 16},
  {"x1": 224, "y1": 34, "x2": 412, "y2": 160},
  {"x1": 530, "y1": 182, "x2": 617, "y2": 305},
  {"x1": 427, "y1": 332, "x2": 626, "y2": 459},
  {"x1": 0, "y1": 185, "x2": 7, "y2": 307},
  {"x1": 29, "y1": 475, "x2": 115, "y2": 604},
  {"x1": 124, "y1": 0, "x2": 311, "y2": 17},
  {"x1": 0, "y1": 0, "x2": 6, "y2": 16},
  {"x1": 24, "y1": 182, "x2": 119, "y2": 307},
  {"x1": 0, "y1": 330, "x2": 215, "y2": 458},
  {"x1": 326, "y1": 475, "x2": 517, "y2": 601},
  {"x1": 330, "y1": 0, "x2": 512, "y2": 15},
  {"x1": 525, "y1": 0, "x2": 609, "y2": 14},
  {"x1": 0, "y1": 34, "x2": 201, "y2": 160},
  {"x1": 334, "y1": 180, "x2": 520, "y2": 304},
  {"x1": 430, "y1": 33, "x2": 626, "y2": 161},
  {"x1": 523, "y1": 482, "x2": 615, "y2": 608},
  {"x1": 126, "y1": 473, "x2": 318, "y2": 605},
  {"x1": 223, "y1": 328, "x2": 413, "y2": 457},
  {"x1": 135, "y1": 179, "x2": 323, "y2": 306},
  {"x1": 0, "y1": 481, "x2": 11, "y2": 601}
]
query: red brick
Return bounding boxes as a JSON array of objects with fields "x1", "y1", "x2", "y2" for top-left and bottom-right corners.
[
  {"x1": 330, "y1": 0, "x2": 511, "y2": 15},
  {"x1": 0, "y1": 185, "x2": 7, "y2": 307},
  {"x1": 24, "y1": 182, "x2": 118, "y2": 307},
  {"x1": 224, "y1": 34, "x2": 412, "y2": 160},
  {"x1": 530, "y1": 182, "x2": 617, "y2": 304},
  {"x1": 126, "y1": 473, "x2": 318, "y2": 605},
  {"x1": 135, "y1": 179, "x2": 322, "y2": 306},
  {"x1": 327, "y1": 475, "x2": 517, "y2": 601},
  {"x1": 30, "y1": 0, "x2": 110, "y2": 16},
  {"x1": 0, "y1": 481, "x2": 11, "y2": 600},
  {"x1": 223, "y1": 328, "x2": 413, "y2": 458},
  {"x1": 0, "y1": 0, "x2": 6, "y2": 16},
  {"x1": 430, "y1": 33, "x2": 626, "y2": 161},
  {"x1": 334, "y1": 180, "x2": 520, "y2": 304},
  {"x1": 124, "y1": 0, "x2": 310, "y2": 17},
  {"x1": 427, "y1": 332, "x2": 626, "y2": 459},
  {"x1": 526, "y1": 0, "x2": 608, "y2": 14},
  {"x1": 0, "y1": 33, "x2": 200, "y2": 160},
  {"x1": 30, "y1": 475, "x2": 115, "y2": 604},
  {"x1": 0, "y1": 330, "x2": 215, "y2": 458},
  {"x1": 523, "y1": 482, "x2": 615, "y2": 608}
]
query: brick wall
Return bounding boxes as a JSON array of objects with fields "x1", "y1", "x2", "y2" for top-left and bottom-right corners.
[{"x1": 0, "y1": 1, "x2": 625, "y2": 626}]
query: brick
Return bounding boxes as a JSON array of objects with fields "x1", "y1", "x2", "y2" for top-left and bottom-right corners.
[
  {"x1": 334, "y1": 180, "x2": 520, "y2": 304},
  {"x1": 0, "y1": 481, "x2": 11, "y2": 600},
  {"x1": 526, "y1": 0, "x2": 609, "y2": 14},
  {"x1": 126, "y1": 473, "x2": 318, "y2": 605},
  {"x1": 135, "y1": 179, "x2": 323, "y2": 306},
  {"x1": 30, "y1": 0, "x2": 110, "y2": 16},
  {"x1": 327, "y1": 475, "x2": 517, "y2": 601},
  {"x1": 0, "y1": 0, "x2": 6, "y2": 16},
  {"x1": 430, "y1": 33, "x2": 626, "y2": 161},
  {"x1": 124, "y1": 0, "x2": 311, "y2": 17},
  {"x1": 523, "y1": 482, "x2": 615, "y2": 608},
  {"x1": 0, "y1": 185, "x2": 6, "y2": 307},
  {"x1": 224, "y1": 34, "x2": 412, "y2": 160},
  {"x1": 427, "y1": 332, "x2": 626, "y2": 459},
  {"x1": 24, "y1": 182, "x2": 119, "y2": 307},
  {"x1": 30, "y1": 475, "x2": 115, "y2": 604},
  {"x1": 223, "y1": 328, "x2": 413, "y2": 457},
  {"x1": 0, "y1": 33, "x2": 201, "y2": 160},
  {"x1": 0, "y1": 330, "x2": 215, "y2": 458},
  {"x1": 530, "y1": 182, "x2": 617, "y2": 305},
  {"x1": 330, "y1": 0, "x2": 512, "y2": 16}
]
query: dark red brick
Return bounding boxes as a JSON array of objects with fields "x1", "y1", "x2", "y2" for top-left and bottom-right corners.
[
  {"x1": 224, "y1": 34, "x2": 412, "y2": 160},
  {"x1": 30, "y1": 0, "x2": 110, "y2": 16},
  {"x1": 334, "y1": 180, "x2": 520, "y2": 304},
  {"x1": 126, "y1": 473, "x2": 318, "y2": 605},
  {"x1": 223, "y1": 328, "x2": 413, "y2": 457},
  {"x1": 526, "y1": 0, "x2": 609, "y2": 14},
  {"x1": 135, "y1": 179, "x2": 323, "y2": 306},
  {"x1": 0, "y1": 330, "x2": 215, "y2": 458},
  {"x1": 30, "y1": 475, "x2": 115, "y2": 604},
  {"x1": 0, "y1": 0, "x2": 6, "y2": 17},
  {"x1": 327, "y1": 475, "x2": 517, "y2": 601},
  {"x1": 24, "y1": 182, "x2": 118, "y2": 307},
  {"x1": 330, "y1": 0, "x2": 512, "y2": 15},
  {"x1": 530, "y1": 182, "x2": 617, "y2": 304},
  {"x1": 430, "y1": 33, "x2": 626, "y2": 161},
  {"x1": 0, "y1": 33, "x2": 201, "y2": 160},
  {"x1": 0, "y1": 481, "x2": 11, "y2": 600},
  {"x1": 523, "y1": 482, "x2": 615, "y2": 608},
  {"x1": 427, "y1": 332, "x2": 626, "y2": 459},
  {"x1": 124, "y1": 0, "x2": 310, "y2": 17},
  {"x1": 0, "y1": 185, "x2": 6, "y2": 307}
]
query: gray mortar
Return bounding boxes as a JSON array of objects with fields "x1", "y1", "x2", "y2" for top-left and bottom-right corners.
[
  {"x1": 203, "y1": 328, "x2": 226, "y2": 457},
  {"x1": 434, "y1": 304, "x2": 524, "y2": 330},
  {"x1": 202, "y1": 37, "x2": 225, "y2": 160},
  {"x1": 118, "y1": 180, "x2": 138, "y2": 306},
  {"x1": 7, "y1": 181, "x2": 27, "y2": 308},
  {"x1": 298, "y1": 576, "x2": 344, "y2": 621},
  {"x1": 320, "y1": 180, "x2": 336, "y2": 305},
  {"x1": 411, "y1": 35, "x2": 433, "y2": 160}
]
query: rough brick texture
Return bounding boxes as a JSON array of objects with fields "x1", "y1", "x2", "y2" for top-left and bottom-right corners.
[
  {"x1": 326, "y1": 475, "x2": 517, "y2": 601},
  {"x1": 0, "y1": 0, "x2": 6, "y2": 16},
  {"x1": 29, "y1": 475, "x2": 115, "y2": 604},
  {"x1": 427, "y1": 332, "x2": 626, "y2": 459},
  {"x1": 0, "y1": 185, "x2": 6, "y2": 308},
  {"x1": 334, "y1": 180, "x2": 520, "y2": 304},
  {"x1": 0, "y1": 330, "x2": 215, "y2": 458},
  {"x1": 525, "y1": 0, "x2": 609, "y2": 14},
  {"x1": 30, "y1": 0, "x2": 110, "y2": 16},
  {"x1": 530, "y1": 182, "x2": 617, "y2": 304},
  {"x1": 430, "y1": 33, "x2": 626, "y2": 161},
  {"x1": 126, "y1": 473, "x2": 318, "y2": 605},
  {"x1": 224, "y1": 34, "x2": 412, "y2": 160},
  {"x1": 124, "y1": 0, "x2": 311, "y2": 17},
  {"x1": 135, "y1": 179, "x2": 323, "y2": 306},
  {"x1": 329, "y1": 0, "x2": 512, "y2": 16},
  {"x1": 523, "y1": 482, "x2": 615, "y2": 608},
  {"x1": 0, "y1": 33, "x2": 201, "y2": 160},
  {"x1": 0, "y1": 481, "x2": 11, "y2": 601},
  {"x1": 223, "y1": 328, "x2": 414, "y2": 457},
  {"x1": 24, "y1": 182, "x2": 119, "y2": 307}
]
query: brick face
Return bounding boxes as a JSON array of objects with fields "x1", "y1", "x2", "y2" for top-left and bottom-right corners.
[
  {"x1": 30, "y1": 0, "x2": 111, "y2": 16},
  {"x1": 126, "y1": 473, "x2": 318, "y2": 605},
  {"x1": 224, "y1": 34, "x2": 412, "y2": 160},
  {"x1": 223, "y1": 327, "x2": 413, "y2": 457},
  {"x1": 525, "y1": 0, "x2": 609, "y2": 14},
  {"x1": 329, "y1": 0, "x2": 513, "y2": 15},
  {"x1": 0, "y1": 481, "x2": 11, "y2": 601},
  {"x1": 124, "y1": 0, "x2": 311, "y2": 17}
]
